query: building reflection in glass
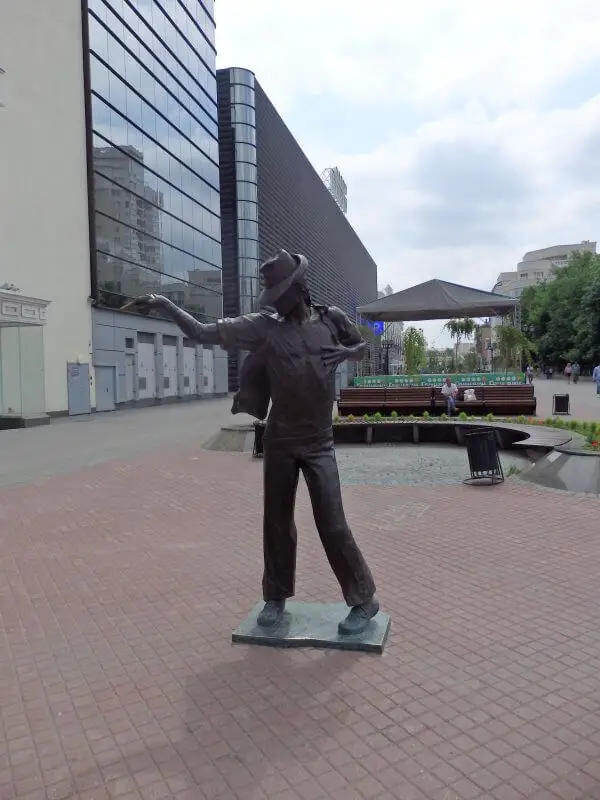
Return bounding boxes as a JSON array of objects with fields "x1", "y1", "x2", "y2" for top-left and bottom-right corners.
[{"x1": 87, "y1": 0, "x2": 222, "y2": 319}]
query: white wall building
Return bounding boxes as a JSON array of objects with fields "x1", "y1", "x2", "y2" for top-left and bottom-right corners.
[
  {"x1": 491, "y1": 241, "x2": 597, "y2": 330},
  {"x1": 0, "y1": 1, "x2": 227, "y2": 425},
  {"x1": 0, "y1": 2, "x2": 94, "y2": 421},
  {"x1": 492, "y1": 241, "x2": 597, "y2": 299}
]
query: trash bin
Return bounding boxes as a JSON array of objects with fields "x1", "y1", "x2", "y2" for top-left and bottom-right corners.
[
  {"x1": 253, "y1": 422, "x2": 265, "y2": 458},
  {"x1": 464, "y1": 428, "x2": 504, "y2": 485},
  {"x1": 552, "y1": 394, "x2": 570, "y2": 415}
]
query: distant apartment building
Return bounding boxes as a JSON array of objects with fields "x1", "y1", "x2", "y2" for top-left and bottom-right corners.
[
  {"x1": 490, "y1": 241, "x2": 597, "y2": 332},
  {"x1": 492, "y1": 241, "x2": 597, "y2": 299}
]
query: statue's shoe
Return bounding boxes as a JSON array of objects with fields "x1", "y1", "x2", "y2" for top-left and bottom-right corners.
[
  {"x1": 257, "y1": 599, "x2": 285, "y2": 627},
  {"x1": 338, "y1": 596, "x2": 380, "y2": 635}
]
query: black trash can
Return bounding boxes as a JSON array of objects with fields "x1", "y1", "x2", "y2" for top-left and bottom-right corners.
[
  {"x1": 464, "y1": 428, "x2": 504, "y2": 485},
  {"x1": 553, "y1": 394, "x2": 570, "y2": 415}
]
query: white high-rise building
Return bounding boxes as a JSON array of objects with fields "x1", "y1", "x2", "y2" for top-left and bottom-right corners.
[{"x1": 490, "y1": 241, "x2": 597, "y2": 330}]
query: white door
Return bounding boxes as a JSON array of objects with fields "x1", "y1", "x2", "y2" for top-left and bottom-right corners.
[
  {"x1": 125, "y1": 354, "x2": 135, "y2": 402},
  {"x1": 95, "y1": 366, "x2": 116, "y2": 412},
  {"x1": 137, "y1": 341, "x2": 156, "y2": 400},
  {"x1": 163, "y1": 344, "x2": 177, "y2": 397},
  {"x1": 183, "y1": 345, "x2": 196, "y2": 395},
  {"x1": 203, "y1": 348, "x2": 214, "y2": 394}
]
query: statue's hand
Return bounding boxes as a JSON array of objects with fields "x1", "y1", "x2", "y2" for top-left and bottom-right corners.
[
  {"x1": 322, "y1": 343, "x2": 359, "y2": 370},
  {"x1": 121, "y1": 294, "x2": 168, "y2": 314}
]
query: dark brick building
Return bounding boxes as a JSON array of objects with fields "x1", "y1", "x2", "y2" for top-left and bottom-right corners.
[{"x1": 217, "y1": 67, "x2": 378, "y2": 389}]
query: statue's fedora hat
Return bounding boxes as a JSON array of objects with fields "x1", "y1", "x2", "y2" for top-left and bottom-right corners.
[{"x1": 258, "y1": 250, "x2": 308, "y2": 307}]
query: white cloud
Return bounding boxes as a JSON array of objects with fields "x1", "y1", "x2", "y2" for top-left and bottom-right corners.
[{"x1": 215, "y1": 0, "x2": 600, "y2": 345}]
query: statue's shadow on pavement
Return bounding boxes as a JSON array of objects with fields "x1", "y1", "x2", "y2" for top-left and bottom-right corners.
[
  {"x1": 65, "y1": 646, "x2": 365, "y2": 797},
  {"x1": 179, "y1": 646, "x2": 364, "y2": 789}
]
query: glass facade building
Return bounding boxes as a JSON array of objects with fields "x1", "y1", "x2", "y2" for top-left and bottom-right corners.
[
  {"x1": 85, "y1": 0, "x2": 222, "y2": 322},
  {"x1": 217, "y1": 67, "x2": 378, "y2": 391},
  {"x1": 229, "y1": 68, "x2": 259, "y2": 316}
]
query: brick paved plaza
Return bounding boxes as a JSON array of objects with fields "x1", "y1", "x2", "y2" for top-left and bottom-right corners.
[{"x1": 2, "y1": 397, "x2": 600, "y2": 799}]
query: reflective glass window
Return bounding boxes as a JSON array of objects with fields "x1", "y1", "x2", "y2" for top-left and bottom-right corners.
[
  {"x1": 239, "y1": 259, "x2": 259, "y2": 279},
  {"x1": 118, "y1": 1, "x2": 218, "y2": 117},
  {"x1": 237, "y1": 220, "x2": 258, "y2": 239},
  {"x1": 230, "y1": 84, "x2": 255, "y2": 106},
  {"x1": 96, "y1": 257, "x2": 221, "y2": 320},
  {"x1": 234, "y1": 142, "x2": 257, "y2": 166},
  {"x1": 238, "y1": 239, "x2": 258, "y2": 258},
  {"x1": 230, "y1": 68, "x2": 255, "y2": 88},
  {"x1": 236, "y1": 162, "x2": 257, "y2": 182},
  {"x1": 236, "y1": 181, "x2": 258, "y2": 202},
  {"x1": 234, "y1": 124, "x2": 256, "y2": 146},
  {"x1": 90, "y1": 0, "x2": 221, "y2": 314},
  {"x1": 91, "y1": 93, "x2": 220, "y2": 209},
  {"x1": 230, "y1": 104, "x2": 255, "y2": 126},
  {"x1": 236, "y1": 201, "x2": 258, "y2": 222}
]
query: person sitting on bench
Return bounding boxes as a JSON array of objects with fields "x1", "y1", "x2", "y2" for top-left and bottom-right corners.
[{"x1": 441, "y1": 376, "x2": 458, "y2": 415}]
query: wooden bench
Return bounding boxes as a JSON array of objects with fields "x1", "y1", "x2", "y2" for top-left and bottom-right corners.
[
  {"x1": 433, "y1": 385, "x2": 485, "y2": 414},
  {"x1": 384, "y1": 387, "x2": 434, "y2": 415},
  {"x1": 338, "y1": 387, "x2": 386, "y2": 416},
  {"x1": 482, "y1": 385, "x2": 536, "y2": 416}
]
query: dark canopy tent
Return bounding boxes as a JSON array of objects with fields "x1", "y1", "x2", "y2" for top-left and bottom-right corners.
[{"x1": 357, "y1": 279, "x2": 517, "y2": 322}]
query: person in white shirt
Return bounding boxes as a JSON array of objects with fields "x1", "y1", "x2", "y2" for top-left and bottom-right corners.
[{"x1": 441, "y1": 376, "x2": 458, "y2": 414}]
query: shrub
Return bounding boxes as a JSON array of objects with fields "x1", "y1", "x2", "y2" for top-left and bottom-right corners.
[
  {"x1": 347, "y1": 414, "x2": 355, "y2": 422},
  {"x1": 374, "y1": 411, "x2": 383, "y2": 421},
  {"x1": 517, "y1": 415, "x2": 526, "y2": 424},
  {"x1": 458, "y1": 412, "x2": 468, "y2": 421},
  {"x1": 440, "y1": 413, "x2": 448, "y2": 420},
  {"x1": 390, "y1": 410, "x2": 398, "y2": 418},
  {"x1": 486, "y1": 413, "x2": 494, "y2": 422},
  {"x1": 422, "y1": 410, "x2": 430, "y2": 419}
]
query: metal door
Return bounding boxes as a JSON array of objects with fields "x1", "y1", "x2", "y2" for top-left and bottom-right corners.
[
  {"x1": 183, "y1": 344, "x2": 196, "y2": 395},
  {"x1": 137, "y1": 341, "x2": 156, "y2": 400},
  {"x1": 163, "y1": 343, "x2": 177, "y2": 397},
  {"x1": 95, "y1": 365, "x2": 116, "y2": 412},
  {"x1": 125, "y1": 354, "x2": 135, "y2": 401},
  {"x1": 203, "y1": 348, "x2": 214, "y2": 394},
  {"x1": 67, "y1": 362, "x2": 91, "y2": 416}
]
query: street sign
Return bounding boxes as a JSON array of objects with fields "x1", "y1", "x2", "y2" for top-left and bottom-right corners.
[{"x1": 373, "y1": 321, "x2": 385, "y2": 336}]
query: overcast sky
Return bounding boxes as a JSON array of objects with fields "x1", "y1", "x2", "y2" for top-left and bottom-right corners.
[{"x1": 215, "y1": 0, "x2": 600, "y2": 347}]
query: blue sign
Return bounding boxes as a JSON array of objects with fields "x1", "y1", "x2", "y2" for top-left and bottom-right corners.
[{"x1": 373, "y1": 321, "x2": 385, "y2": 336}]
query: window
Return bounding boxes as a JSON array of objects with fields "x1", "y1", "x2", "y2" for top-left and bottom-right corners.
[
  {"x1": 88, "y1": 0, "x2": 221, "y2": 319},
  {"x1": 235, "y1": 142, "x2": 257, "y2": 165},
  {"x1": 231, "y1": 104, "x2": 255, "y2": 126},
  {"x1": 519, "y1": 272, "x2": 528, "y2": 280},
  {"x1": 230, "y1": 68, "x2": 255, "y2": 88},
  {"x1": 236, "y1": 181, "x2": 258, "y2": 202},
  {"x1": 236, "y1": 200, "x2": 258, "y2": 222},
  {"x1": 234, "y1": 124, "x2": 256, "y2": 146},
  {"x1": 230, "y1": 84, "x2": 255, "y2": 105},
  {"x1": 237, "y1": 219, "x2": 258, "y2": 239}
]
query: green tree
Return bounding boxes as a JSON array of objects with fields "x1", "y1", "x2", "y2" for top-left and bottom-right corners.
[
  {"x1": 426, "y1": 350, "x2": 441, "y2": 373},
  {"x1": 521, "y1": 250, "x2": 600, "y2": 366},
  {"x1": 444, "y1": 317, "x2": 476, "y2": 368},
  {"x1": 403, "y1": 327, "x2": 427, "y2": 374},
  {"x1": 463, "y1": 352, "x2": 478, "y2": 372},
  {"x1": 494, "y1": 324, "x2": 536, "y2": 370}
]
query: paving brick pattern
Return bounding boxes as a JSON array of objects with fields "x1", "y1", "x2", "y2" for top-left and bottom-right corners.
[{"x1": 1, "y1": 444, "x2": 600, "y2": 799}]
